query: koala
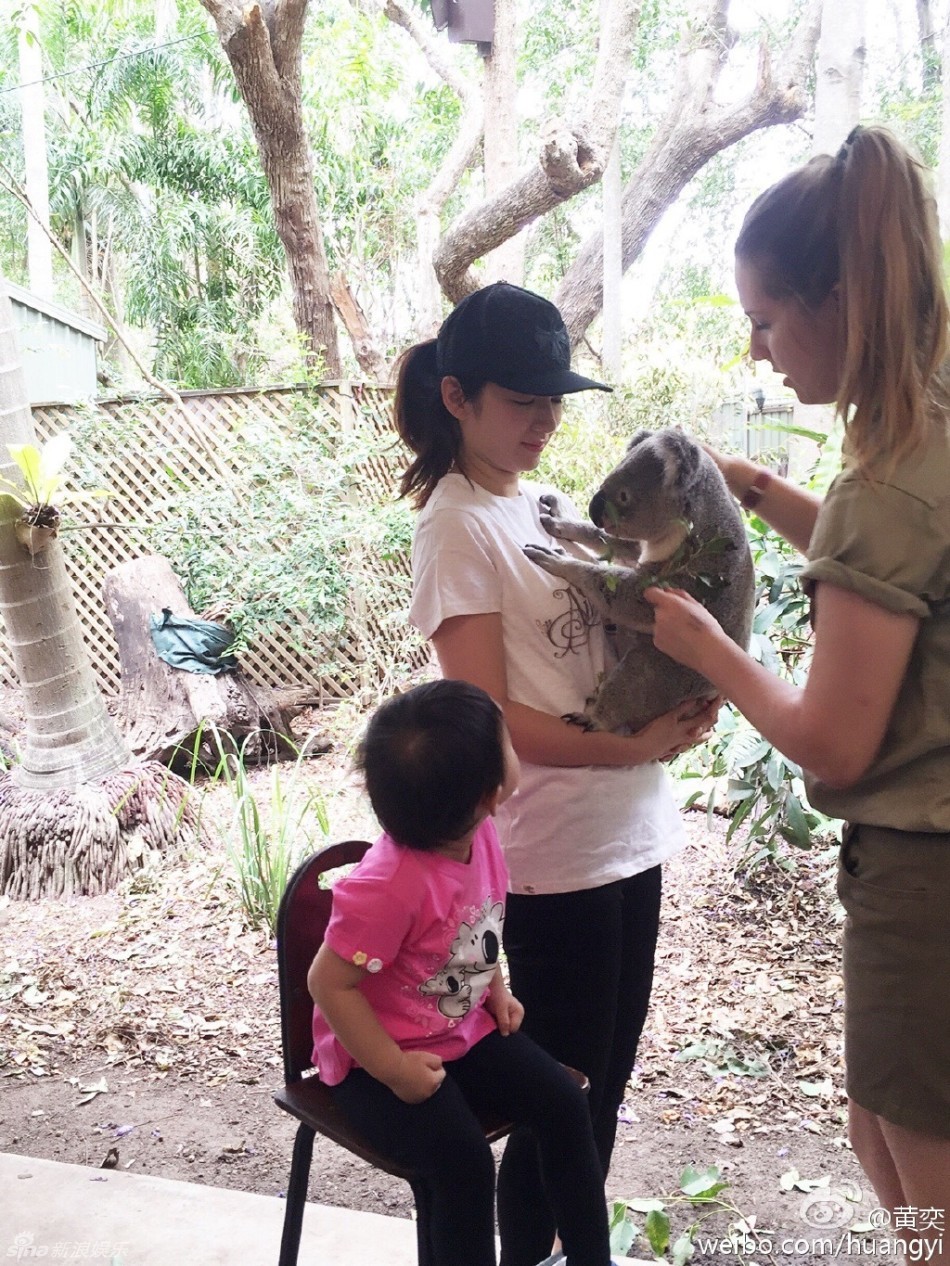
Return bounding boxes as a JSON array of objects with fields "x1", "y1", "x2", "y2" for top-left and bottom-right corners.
[
  {"x1": 523, "y1": 428, "x2": 754, "y2": 734},
  {"x1": 419, "y1": 899, "x2": 505, "y2": 1019}
]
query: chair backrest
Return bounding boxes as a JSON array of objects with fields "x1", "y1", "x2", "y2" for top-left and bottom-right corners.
[{"x1": 275, "y1": 839, "x2": 371, "y2": 1084}]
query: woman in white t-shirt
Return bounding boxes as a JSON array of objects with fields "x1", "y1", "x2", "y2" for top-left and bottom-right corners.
[{"x1": 393, "y1": 282, "x2": 716, "y2": 1266}]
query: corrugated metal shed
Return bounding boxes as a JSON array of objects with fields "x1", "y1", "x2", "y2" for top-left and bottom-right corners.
[{"x1": 6, "y1": 282, "x2": 107, "y2": 405}]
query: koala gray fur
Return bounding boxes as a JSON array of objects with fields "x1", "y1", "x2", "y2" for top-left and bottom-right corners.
[{"x1": 523, "y1": 428, "x2": 754, "y2": 734}]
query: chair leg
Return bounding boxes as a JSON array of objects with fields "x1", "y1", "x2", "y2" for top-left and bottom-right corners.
[
  {"x1": 278, "y1": 1123, "x2": 316, "y2": 1266},
  {"x1": 410, "y1": 1177, "x2": 435, "y2": 1266}
]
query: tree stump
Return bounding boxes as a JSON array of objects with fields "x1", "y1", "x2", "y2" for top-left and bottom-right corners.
[{"x1": 102, "y1": 555, "x2": 299, "y2": 770}]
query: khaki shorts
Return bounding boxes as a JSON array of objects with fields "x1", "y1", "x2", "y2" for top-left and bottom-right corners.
[{"x1": 837, "y1": 822, "x2": 950, "y2": 1138}]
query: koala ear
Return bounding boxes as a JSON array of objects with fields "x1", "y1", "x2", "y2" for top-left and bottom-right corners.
[
  {"x1": 625, "y1": 429, "x2": 652, "y2": 453},
  {"x1": 661, "y1": 430, "x2": 703, "y2": 490}
]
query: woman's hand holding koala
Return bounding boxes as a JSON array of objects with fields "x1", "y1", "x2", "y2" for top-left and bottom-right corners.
[{"x1": 644, "y1": 586, "x2": 732, "y2": 679}]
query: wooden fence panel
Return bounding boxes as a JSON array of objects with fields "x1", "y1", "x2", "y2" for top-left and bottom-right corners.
[{"x1": 1, "y1": 385, "x2": 426, "y2": 699}]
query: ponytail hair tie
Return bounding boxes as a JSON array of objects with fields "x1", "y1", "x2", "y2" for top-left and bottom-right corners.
[{"x1": 836, "y1": 125, "x2": 863, "y2": 166}]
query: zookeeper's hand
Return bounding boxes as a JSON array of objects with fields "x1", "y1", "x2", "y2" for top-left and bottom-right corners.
[
  {"x1": 488, "y1": 988, "x2": 525, "y2": 1036},
  {"x1": 700, "y1": 443, "x2": 746, "y2": 499},
  {"x1": 643, "y1": 586, "x2": 729, "y2": 677},
  {"x1": 387, "y1": 1049, "x2": 446, "y2": 1104}
]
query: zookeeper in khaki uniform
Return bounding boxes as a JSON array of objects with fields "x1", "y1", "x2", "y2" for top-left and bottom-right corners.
[{"x1": 646, "y1": 124, "x2": 950, "y2": 1244}]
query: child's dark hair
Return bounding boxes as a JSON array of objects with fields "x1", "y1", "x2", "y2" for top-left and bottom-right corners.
[{"x1": 357, "y1": 680, "x2": 506, "y2": 850}]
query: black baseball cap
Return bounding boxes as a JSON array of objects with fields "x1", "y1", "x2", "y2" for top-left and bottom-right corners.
[{"x1": 435, "y1": 282, "x2": 612, "y2": 396}]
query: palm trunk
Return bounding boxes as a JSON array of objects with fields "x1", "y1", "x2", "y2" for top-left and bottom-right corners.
[
  {"x1": 0, "y1": 280, "x2": 195, "y2": 898},
  {"x1": 0, "y1": 286, "x2": 129, "y2": 787}
]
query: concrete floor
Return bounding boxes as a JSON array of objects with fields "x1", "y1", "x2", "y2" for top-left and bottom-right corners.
[{"x1": 1, "y1": 1150, "x2": 418, "y2": 1265}]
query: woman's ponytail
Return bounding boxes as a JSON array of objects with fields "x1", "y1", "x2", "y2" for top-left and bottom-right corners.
[
  {"x1": 393, "y1": 340, "x2": 463, "y2": 508},
  {"x1": 736, "y1": 124, "x2": 950, "y2": 474},
  {"x1": 835, "y1": 126, "x2": 949, "y2": 470}
]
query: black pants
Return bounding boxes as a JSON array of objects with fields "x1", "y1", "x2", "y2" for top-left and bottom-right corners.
[
  {"x1": 331, "y1": 1028, "x2": 610, "y2": 1266},
  {"x1": 497, "y1": 867, "x2": 662, "y2": 1264}
]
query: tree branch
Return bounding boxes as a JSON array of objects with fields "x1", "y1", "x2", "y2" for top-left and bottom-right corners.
[
  {"x1": 432, "y1": 0, "x2": 644, "y2": 301},
  {"x1": 555, "y1": 0, "x2": 824, "y2": 344},
  {"x1": 353, "y1": 0, "x2": 477, "y2": 105},
  {"x1": 268, "y1": 0, "x2": 308, "y2": 83}
]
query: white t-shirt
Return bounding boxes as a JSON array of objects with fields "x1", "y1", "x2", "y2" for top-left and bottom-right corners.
[{"x1": 410, "y1": 473, "x2": 685, "y2": 895}]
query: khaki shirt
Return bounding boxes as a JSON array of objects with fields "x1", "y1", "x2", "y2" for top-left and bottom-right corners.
[{"x1": 800, "y1": 421, "x2": 950, "y2": 830}]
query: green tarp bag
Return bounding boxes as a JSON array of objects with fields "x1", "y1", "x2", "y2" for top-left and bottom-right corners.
[{"x1": 149, "y1": 607, "x2": 238, "y2": 675}]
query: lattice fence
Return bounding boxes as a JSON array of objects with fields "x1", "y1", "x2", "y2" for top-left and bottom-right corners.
[{"x1": 2, "y1": 384, "x2": 427, "y2": 700}]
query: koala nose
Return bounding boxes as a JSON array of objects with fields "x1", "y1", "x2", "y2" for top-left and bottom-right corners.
[{"x1": 589, "y1": 491, "x2": 606, "y2": 525}]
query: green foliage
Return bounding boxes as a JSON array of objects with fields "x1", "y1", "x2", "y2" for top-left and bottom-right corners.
[
  {"x1": 205, "y1": 731, "x2": 331, "y2": 936},
  {"x1": 611, "y1": 1164, "x2": 752, "y2": 1265},
  {"x1": 537, "y1": 392, "x2": 629, "y2": 506},
  {"x1": 141, "y1": 400, "x2": 415, "y2": 676},
  {"x1": 675, "y1": 1034, "x2": 770, "y2": 1079},
  {"x1": 0, "y1": 432, "x2": 110, "y2": 539},
  {"x1": 1, "y1": 2, "x2": 286, "y2": 388}
]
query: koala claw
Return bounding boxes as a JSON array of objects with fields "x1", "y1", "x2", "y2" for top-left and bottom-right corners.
[
  {"x1": 539, "y1": 493, "x2": 562, "y2": 516},
  {"x1": 524, "y1": 543, "x2": 565, "y2": 561},
  {"x1": 561, "y1": 711, "x2": 598, "y2": 732}
]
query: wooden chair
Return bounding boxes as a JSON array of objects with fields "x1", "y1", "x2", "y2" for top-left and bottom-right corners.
[{"x1": 273, "y1": 840, "x2": 525, "y2": 1266}]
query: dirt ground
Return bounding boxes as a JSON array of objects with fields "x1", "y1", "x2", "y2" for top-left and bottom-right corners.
[{"x1": 0, "y1": 703, "x2": 908, "y2": 1265}]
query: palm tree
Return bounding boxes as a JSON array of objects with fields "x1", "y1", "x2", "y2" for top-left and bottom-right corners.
[{"x1": 0, "y1": 280, "x2": 195, "y2": 899}]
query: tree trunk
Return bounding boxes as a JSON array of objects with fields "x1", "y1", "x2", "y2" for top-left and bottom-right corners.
[
  {"x1": 432, "y1": 0, "x2": 645, "y2": 301},
  {"x1": 812, "y1": 0, "x2": 865, "y2": 156},
  {"x1": 0, "y1": 280, "x2": 195, "y2": 899},
  {"x1": 939, "y1": 17, "x2": 950, "y2": 236},
  {"x1": 199, "y1": 0, "x2": 341, "y2": 375},
  {"x1": 18, "y1": 5, "x2": 53, "y2": 301},
  {"x1": 102, "y1": 555, "x2": 300, "y2": 770},
  {"x1": 483, "y1": 0, "x2": 523, "y2": 285},
  {"x1": 555, "y1": 0, "x2": 824, "y2": 346},
  {"x1": 329, "y1": 275, "x2": 389, "y2": 382},
  {"x1": 917, "y1": 0, "x2": 941, "y2": 95}
]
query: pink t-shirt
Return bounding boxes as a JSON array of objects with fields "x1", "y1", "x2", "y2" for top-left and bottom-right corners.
[{"x1": 311, "y1": 819, "x2": 509, "y2": 1085}]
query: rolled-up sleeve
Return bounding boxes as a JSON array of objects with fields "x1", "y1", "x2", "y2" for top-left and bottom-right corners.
[{"x1": 801, "y1": 476, "x2": 938, "y2": 619}]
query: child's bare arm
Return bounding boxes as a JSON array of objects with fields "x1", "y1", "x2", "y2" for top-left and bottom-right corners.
[
  {"x1": 308, "y1": 944, "x2": 445, "y2": 1104},
  {"x1": 485, "y1": 967, "x2": 524, "y2": 1037}
]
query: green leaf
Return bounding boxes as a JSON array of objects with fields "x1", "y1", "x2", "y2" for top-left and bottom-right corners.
[
  {"x1": 672, "y1": 1231, "x2": 695, "y2": 1265},
  {"x1": 627, "y1": 1197, "x2": 666, "y2": 1214},
  {"x1": 37, "y1": 432, "x2": 72, "y2": 503},
  {"x1": 781, "y1": 793, "x2": 813, "y2": 848},
  {"x1": 7, "y1": 443, "x2": 43, "y2": 502},
  {"x1": 609, "y1": 1202, "x2": 637, "y2": 1257},
  {"x1": 645, "y1": 1207, "x2": 671, "y2": 1257},
  {"x1": 797, "y1": 1079, "x2": 832, "y2": 1098},
  {"x1": 679, "y1": 1164, "x2": 728, "y2": 1200}
]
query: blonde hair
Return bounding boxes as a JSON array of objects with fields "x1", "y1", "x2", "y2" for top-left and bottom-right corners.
[{"x1": 736, "y1": 126, "x2": 949, "y2": 474}]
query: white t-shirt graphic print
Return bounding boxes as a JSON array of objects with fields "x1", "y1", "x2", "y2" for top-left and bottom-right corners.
[{"x1": 410, "y1": 473, "x2": 684, "y2": 895}]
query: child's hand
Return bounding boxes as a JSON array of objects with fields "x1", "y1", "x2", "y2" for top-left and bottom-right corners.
[
  {"x1": 387, "y1": 1049, "x2": 446, "y2": 1104},
  {"x1": 488, "y1": 988, "x2": 525, "y2": 1036}
]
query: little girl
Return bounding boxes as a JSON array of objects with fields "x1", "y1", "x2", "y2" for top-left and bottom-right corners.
[{"x1": 308, "y1": 679, "x2": 613, "y2": 1266}]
